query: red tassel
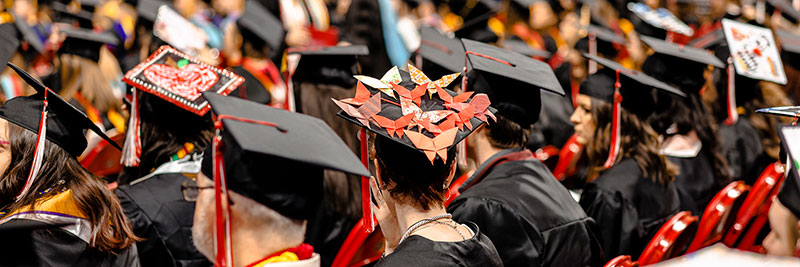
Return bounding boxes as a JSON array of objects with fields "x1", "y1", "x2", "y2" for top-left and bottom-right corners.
[
  {"x1": 359, "y1": 128, "x2": 375, "y2": 233},
  {"x1": 16, "y1": 88, "x2": 48, "y2": 201},
  {"x1": 212, "y1": 126, "x2": 232, "y2": 267},
  {"x1": 724, "y1": 57, "x2": 738, "y2": 126},
  {"x1": 603, "y1": 70, "x2": 622, "y2": 169}
]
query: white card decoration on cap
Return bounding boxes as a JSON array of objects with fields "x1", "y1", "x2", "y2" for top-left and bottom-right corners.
[
  {"x1": 781, "y1": 126, "x2": 800, "y2": 171},
  {"x1": 722, "y1": 19, "x2": 787, "y2": 85},
  {"x1": 154, "y1": 6, "x2": 208, "y2": 55},
  {"x1": 628, "y1": 2, "x2": 694, "y2": 37}
]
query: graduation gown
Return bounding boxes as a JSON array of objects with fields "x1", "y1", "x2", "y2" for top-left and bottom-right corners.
[
  {"x1": 579, "y1": 158, "x2": 680, "y2": 261},
  {"x1": 666, "y1": 147, "x2": 725, "y2": 216},
  {"x1": 115, "y1": 159, "x2": 211, "y2": 267},
  {"x1": 374, "y1": 222, "x2": 503, "y2": 267},
  {"x1": 448, "y1": 148, "x2": 604, "y2": 267},
  {"x1": 718, "y1": 119, "x2": 772, "y2": 184},
  {"x1": 0, "y1": 190, "x2": 140, "y2": 267}
]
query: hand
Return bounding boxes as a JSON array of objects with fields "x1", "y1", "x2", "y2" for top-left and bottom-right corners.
[
  {"x1": 285, "y1": 27, "x2": 311, "y2": 47},
  {"x1": 370, "y1": 176, "x2": 401, "y2": 255}
]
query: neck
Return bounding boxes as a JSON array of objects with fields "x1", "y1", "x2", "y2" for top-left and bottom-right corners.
[
  {"x1": 473, "y1": 138, "x2": 505, "y2": 167},
  {"x1": 394, "y1": 202, "x2": 449, "y2": 233},
  {"x1": 233, "y1": 230, "x2": 302, "y2": 267}
]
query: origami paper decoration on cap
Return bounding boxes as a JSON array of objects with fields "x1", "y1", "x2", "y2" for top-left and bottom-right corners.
[{"x1": 120, "y1": 45, "x2": 243, "y2": 166}]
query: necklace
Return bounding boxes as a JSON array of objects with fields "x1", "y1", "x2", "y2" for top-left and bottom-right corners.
[{"x1": 399, "y1": 213, "x2": 465, "y2": 244}]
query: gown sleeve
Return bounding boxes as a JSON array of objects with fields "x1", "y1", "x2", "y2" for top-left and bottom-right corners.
[
  {"x1": 449, "y1": 197, "x2": 544, "y2": 267},
  {"x1": 580, "y1": 185, "x2": 640, "y2": 261}
]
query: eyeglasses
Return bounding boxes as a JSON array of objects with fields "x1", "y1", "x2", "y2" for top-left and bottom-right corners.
[{"x1": 181, "y1": 179, "x2": 213, "y2": 202}]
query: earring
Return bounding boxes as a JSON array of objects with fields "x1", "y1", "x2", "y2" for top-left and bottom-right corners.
[{"x1": 444, "y1": 183, "x2": 451, "y2": 201}]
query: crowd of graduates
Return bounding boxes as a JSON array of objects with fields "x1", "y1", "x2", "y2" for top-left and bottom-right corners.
[{"x1": 2, "y1": 0, "x2": 800, "y2": 266}]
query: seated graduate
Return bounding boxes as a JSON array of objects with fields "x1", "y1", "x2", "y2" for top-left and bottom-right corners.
[
  {"x1": 639, "y1": 36, "x2": 732, "y2": 216},
  {"x1": 191, "y1": 92, "x2": 369, "y2": 267},
  {"x1": 571, "y1": 55, "x2": 681, "y2": 261},
  {"x1": 115, "y1": 46, "x2": 241, "y2": 266},
  {"x1": 335, "y1": 66, "x2": 503, "y2": 266},
  {"x1": 447, "y1": 39, "x2": 604, "y2": 267},
  {"x1": 0, "y1": 63, "x2": 139, "y2": 266}
]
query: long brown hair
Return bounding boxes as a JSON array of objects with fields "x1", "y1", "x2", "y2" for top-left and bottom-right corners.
[
  {"x1": 57, "y1": 53, "x2": 122, "y2": 115},
  {"x1": 0, "y1": 123, "x2": 139, "y2": 252},
  {"x1": 585, "y1": 98, "x2": 678, "y2": 185}
]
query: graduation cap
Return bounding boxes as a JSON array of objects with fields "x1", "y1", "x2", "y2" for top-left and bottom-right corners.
[
  {"x1": 778, "y1": 125, "x2": 800, "y2": 218},
  {"x1": 121, "y1": 45, "x2": 244, "y2": 167},
  {"x1": 501, "y1": 39, "x2": 552, "y2": 59},
  {"x1": 576, "y1": 24, "x2": 626, "y2": 62},
  {"x1": 0, "y1": 62, "x2": 121, "y2": 200},
  {"x1": 453, "y1": 11, "x2": 499, "y2": 43},
  {"x1": 58, "y1": 26, "x2": 118, "y2": 62},
  {"x1": 51, "y1": 2, "x2": 94, "y2": 28},
  {"x1": 776, "y1": 29, "x2": 800, "y2": 55},
  {"x1": 462, "y1": 38, "x2": 564, "y2": 126},
  {"x1": 766, "y1": 0, "x2": 800, "y2": 23},
  {"x1": 236, "y1": 0, "x2": 284, "y2": 52},
  {"x1": 689, "y1": 28, "x2": 725, "y2": 49},
  {"x1": 200, "y1": 91, "x2": 368, "y2": 267},
  {"x1": 335, "y1": 64, "x2": 495, "y2": 232},
  {"x1": 640, "y1": 35, "x2": 724, "y2": 93},
  {"x1": 417, "y1": 27, "x2": 466, "y2": 81},
  {"x1": 580, "y1": 53, "x2": 685, "y2": 167},
  {"x1": 10, "y1": 12, "x2": 45, "y2": 54},
  {"x1": 287, "y1": 45, "x2": 369, "y2": 88},
  {"x1": 136, "y1": 0, "x2": 170, "y2": 23},
  {"x1": 0, "y1": 23, "x2": 20, "y2": 67}
]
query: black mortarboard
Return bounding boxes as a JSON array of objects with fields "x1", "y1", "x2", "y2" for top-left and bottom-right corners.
[
  {"x1": 778, "y1": 125, "x2": 800, "y2": 218},
  {"x1": 502, "y1": 38, "x2": 552, "y2": 59},
  {"x1": 51, "y1": 2, "x2": 94, "y2": 28},
  {"x1": 756, "y1": 106, "x2": 800, "y2": 118},
  {"x1": 0, "y1": 24, "x2": 20, "y2": 67},
  {"x1": 576, "y1": 24, "x2": 625, "y2": 58},
  {"x1": 449, "y1": 0, "x2": 498, "y2": 21},
  {"x1": 136, "y1": 0, "x2": 169, "y2": 23},
  {"x1": 580, "y1": 54, "x2": 685, "y2": 167},
  {"x1": 58, "y1": 26, "x2": 118, "y2": 62},
  {"x1": 236, "y1": 0, "x2": 284, "y2": 52},
  {"x1": 0, "y1": 63, "x2": 121, "y2": 157},
  {"x1": 418, "y1": 27, "x2": 466, "y2": 80},
  {"x1": 462, "y1": 38, "x2": 564, "y2": 126},
  {"x1": 689, "y1": 28, "x2": 725, "y2": 49},
  {"x1": 288, "y1": 45, "x2": 369, "y2": 88},
  {"x1": 453, "y1": 11, "x2": 499, "y2": 43},
  {"x1": 201, "y1": 91, "x2": 369, "y2": 218},
  {"x1": 767, "y1": 0, "x2": 800, "y2": 23},
  {"x1": 640, "y1": 35, "x2": 724, "y2": 93},
  {"x1": 10, "y1": 12, "x2": 45, "y2": 54},
  {"x1": 776, "y1": 29, "x2": 800, "y2": 55}
]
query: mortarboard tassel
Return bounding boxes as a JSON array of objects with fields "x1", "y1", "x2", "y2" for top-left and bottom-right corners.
[
  {"x1": 588, "y1": 32, "x2": 597, "y2": 75},
  {"x1": 603, "y1": 70, "x2": 622, "y2": 169},
  {"x1": 359, "y1": 128, "x2": 376, "y2": 233},
  {"x1": 15, "y1": 88, "x2": 48, "y2": 201},
  {"x1": 121, "y1": 91, "x2": 142, "y2": 167},
  {"x1": 212, "y1": 115, "x2": 285, "y2": 267},
  {"x1": 724, "y1": 57, "x2": 738, "y2": 126}
]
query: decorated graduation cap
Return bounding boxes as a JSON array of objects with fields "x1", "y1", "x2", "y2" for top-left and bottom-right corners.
[
  {"x1": 716, "y1": 19, "x2": 787, "y2": 126},
  {"x1": 417, "y1": 26, "x2": 466, "y2": 81},
  {"x1": 335, "y1": 64, "x2": 495, "y2": 232},
  {"x1": 0, "y1": 24, "x2": 19, "y2": 66},
  {"x1": 0, "y1": 62, "x2": 121, "y2": 201},
  {"x1": 200, "y1": 91, "x2": 368, "y2": 267},
  {"x1": 120, "y1": 45, "x2": 243, "y2": 167},
  {"x1": 236, "y1": 1, "x2": 284, "y2": 53},
  {"x1": 640, "y1": 35, "x2": 724, "y2": 93},
  {"x1": 580, "y1": 53, "x2": 685, "y2": 168},
  {"x1": 627, "y1": 2, "x2": 694, "y2": 37},
  {"x1": 461, "y1": 38, "x2": 564, "y2": 126},
  {"x1": 778, "y1": 125, "x2": 800, "y2": 218},
  {"x1": 58, "y1": 26, "x2": 118, "y2": 62},
  {"x1": 10, "y1": 12, "x2": 45, "y2": 54}
]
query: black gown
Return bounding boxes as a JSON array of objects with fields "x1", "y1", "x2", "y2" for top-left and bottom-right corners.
[
  {"x1": 579, "y1": 158, "x2": 680, "y2": 261},
  {"x1": 667, "y1": 147, "x2": 725, "y2": 216},
  {"x1": 374, "y1": 222, "x2": 503, "y2": 267},
  {"x1": 116, "y1": 172, "x2": 212, "y2": 267},
  {"x1": 231, "y1": 66, "x2": 272, "y2": 105},
  {"x1": 718, "y1": 119, "x2": 772, "y2": 184},
  {"x1": 448, "y1": 148, "x2": 604, "y2": 267}
]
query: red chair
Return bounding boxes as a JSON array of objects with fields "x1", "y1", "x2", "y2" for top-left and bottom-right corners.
[
  {"x1": 80, "y1": 132, "x2": 126, "y2": 178},
  {"x1": 686, "y1": 181, "x2": 750, "y2": 253},
  {"x1": 552, "y1": 134, "x2": 583, "y2": 181},
  {"x1": 638, "y1": 211, "x2": 699, "y2": 265},
  {"x1": 534, "y1": 145, "x2": 560, "y2": 169},
  {"x1": 604, "y1": 255, "x2": 639, "y2": 267},
  {"x1": 332, "y1": 220, "x2": 384, "y2": 267},
  {"x1": 723, "y1": 162, "x2": 785, "y2": 251}
]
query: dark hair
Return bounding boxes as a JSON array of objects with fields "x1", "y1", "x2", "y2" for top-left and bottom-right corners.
[
  {"x1": 647, "y1": 92, "x2": 732, "y2": 189},
  {"x1": 117, "y1": 91, "x2": 213, "y2": 184},
  {"x1": 485, "y1": 114, "x2": 531, "y2": 149},
  {"x1": 0, "y1": 123, "x2": 139, "y2": 252},
  {"x1": 373, "y1": 135, "x2": 455, "y2": 210},
  {"x1": 585, "y1": 98, "x2": 678, "y2": 185}
]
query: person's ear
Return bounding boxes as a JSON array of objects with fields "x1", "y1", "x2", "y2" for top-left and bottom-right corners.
[
  {"x1": 445, "y1": 159, "x2": 458, "y2": 186},
  {"x1": 373, "y1": 158, "x2": 384, "y2": 189}
]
